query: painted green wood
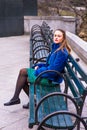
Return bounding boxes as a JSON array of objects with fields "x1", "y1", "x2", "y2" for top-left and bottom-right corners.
[
  {"x1": 42, "y1": 85, "x2": 60, "y2": 127},
  {"x1": 36, "y1": 84, "x2": 60, "y2": 125},
  {"x1": 29, "y1": 84, "x2": 35, "y2": 128},
  {"x1": 68, "y1": 55, "x2": 87, "y2": 83},
  {"x1": 34, "y1": 84, "x2": 73, "y2": 128},
  {"x1": 66, "y1": 63, "x2": 85, "y2": 94},
  {"x1": 57, "y1": 114, "x2": 73, "y2": 129}
]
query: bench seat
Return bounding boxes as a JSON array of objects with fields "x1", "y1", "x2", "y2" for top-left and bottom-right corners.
[
  {"x1": 29, "y1": 83, "x2": 75, "y2": 129},
  {"x1": 28, "y1": 69, "x2": 79, "y2": 129}
]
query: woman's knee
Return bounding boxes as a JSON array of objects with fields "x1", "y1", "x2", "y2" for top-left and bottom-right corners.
[{"x1": 19, "y1": 68, "x2": 27, "y2": 76}]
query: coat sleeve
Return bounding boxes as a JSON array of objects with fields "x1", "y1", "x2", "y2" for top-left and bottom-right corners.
[{"x1": 34, "y1": 50, "x2": 68, "y2": 78}]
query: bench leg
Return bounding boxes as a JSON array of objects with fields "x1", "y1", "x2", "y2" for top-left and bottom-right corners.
[{"x1": 77, "y1": 121, "x2": 80, "y2": 130}]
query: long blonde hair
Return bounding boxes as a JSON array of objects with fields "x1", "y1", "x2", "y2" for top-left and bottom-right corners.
[{"x1": 54, "y1": 29, "x2": 71, "y2": 53}]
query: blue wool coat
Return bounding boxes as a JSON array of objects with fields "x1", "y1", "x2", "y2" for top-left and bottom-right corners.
[{"x1": 34, "y1": 43, "x2": 69, "y2": 83}]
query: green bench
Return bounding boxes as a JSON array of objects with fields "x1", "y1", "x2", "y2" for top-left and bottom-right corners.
[
  {"x1": 28, "y1": 24, "x2": 87, "y2": 129},
  {"x1": 28, "y1": 54, "x2": 87, "y2": 130}
]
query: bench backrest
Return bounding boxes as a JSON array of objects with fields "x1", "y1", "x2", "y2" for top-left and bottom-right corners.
[{"x1": 65, "y1": 54, "x2": 87, "y2": 108}]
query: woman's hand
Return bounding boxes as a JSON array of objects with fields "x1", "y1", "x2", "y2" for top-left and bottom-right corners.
[{"x1": 34, "y1": 66, "x2": 39, "y2": 70}]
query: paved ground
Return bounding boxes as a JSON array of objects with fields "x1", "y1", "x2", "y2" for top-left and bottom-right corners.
[{"x1": 0, "y1": 35, "x2": 87, "y2": 130}]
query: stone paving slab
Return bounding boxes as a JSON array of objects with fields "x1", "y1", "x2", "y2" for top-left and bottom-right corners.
[{"x1": 0, "y1": 35, "x2": 87, "y2": 130}]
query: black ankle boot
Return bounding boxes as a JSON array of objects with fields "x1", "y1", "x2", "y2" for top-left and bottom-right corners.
[
  {"x1": 23, "y1": 102, "x2": 29, "y2": 109},
  {"x1": 4, "y1": 98, "x2": 20, "y2": 106}
]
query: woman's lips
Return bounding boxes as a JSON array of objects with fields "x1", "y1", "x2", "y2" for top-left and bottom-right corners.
[{"x1": 55, "y1": 40, "x2": 58, "y2": 42}]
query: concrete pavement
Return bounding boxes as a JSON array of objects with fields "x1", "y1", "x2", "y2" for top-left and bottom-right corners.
[
  {"x1": 0, "y1": 35, "x2": 87, "y2": 130},
  {"x1": 0, "y1": 35, "x2": 30, "y2": 130}
]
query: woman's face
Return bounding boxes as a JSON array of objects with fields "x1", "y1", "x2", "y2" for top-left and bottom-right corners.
[{"x1": 53, "y1": 30, "x2": 64, "y2": 44}]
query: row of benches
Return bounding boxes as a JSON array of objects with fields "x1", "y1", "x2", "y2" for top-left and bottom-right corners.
[
  {"x1": 28, "y1": 22, "x2": 87, "y2": 130},
  {"x1": 30, "y1": 24, "x2": 50, "y2": 65}
]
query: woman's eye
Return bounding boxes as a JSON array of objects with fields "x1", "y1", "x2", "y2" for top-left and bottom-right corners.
[{"x1": 54, "y1": 34, "x2": 63, "y2": 38}]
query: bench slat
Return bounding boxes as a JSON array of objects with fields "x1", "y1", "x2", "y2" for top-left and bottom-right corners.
[
  {"x1": 68, "y1": 55, "x2": 87, "y2": 83},
  {"x1": 36, "y1": 84, "x2": 61, "y2": 126},
  {"x1": 66, "y1": 63, "x2": 85, "y2": 94}
]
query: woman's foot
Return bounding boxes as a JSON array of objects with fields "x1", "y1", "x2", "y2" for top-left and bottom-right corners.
[
  {"x1": 4, "y1": 98, "x2": 20, "y2": 106},
  {"x1": 23, "y1": 102, "x2": 29, "y2": 109}
]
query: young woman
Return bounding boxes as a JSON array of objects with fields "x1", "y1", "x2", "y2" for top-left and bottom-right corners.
[{"x1": 4, "y1": 29, "x2": 71, "y2": 108}]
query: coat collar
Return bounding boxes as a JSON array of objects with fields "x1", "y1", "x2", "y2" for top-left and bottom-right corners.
[{"x1": 52, "y1": 43, "x2": 61, "y2": 52}]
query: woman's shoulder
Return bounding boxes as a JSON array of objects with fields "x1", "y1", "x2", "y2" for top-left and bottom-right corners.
[
  {"x1": 56, "y1": 48, "x2": 69, "y2": 58},
  {"x1": 57, "y1": 48, "x2": 68, "y2": 53}
]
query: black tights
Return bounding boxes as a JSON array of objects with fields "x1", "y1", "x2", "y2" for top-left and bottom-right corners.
[{"x1": 11, "y1": 68, "x2": 29, "y2": 100}]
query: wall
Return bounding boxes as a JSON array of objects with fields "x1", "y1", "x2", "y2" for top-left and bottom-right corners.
[
  {"x1": 23, "y1": 0, "x2": 37, "y2": 16},
  {"x1": 66, "y1": 31, "x2": 87, "y2": 64},
  {"x1": 0, "y1": 0, "x2": 24, "y2": 37},
  {"x1": 24, "y1": 16, "x2": 76, "y2": 34}
]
